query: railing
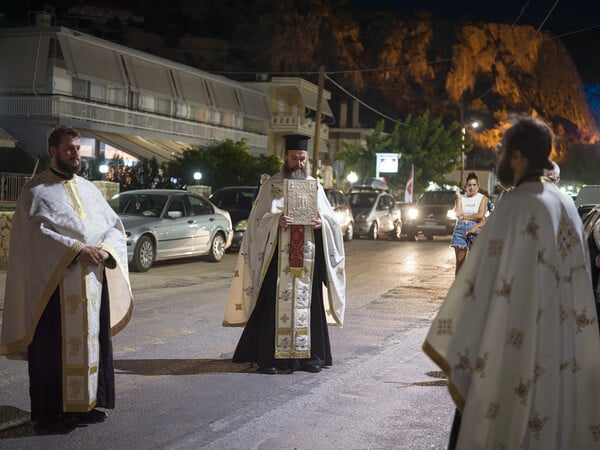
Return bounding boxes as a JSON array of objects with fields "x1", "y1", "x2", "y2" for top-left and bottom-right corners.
[
  {"x1": 0, "y1": 172, "x2": 30, "y2": 202},
  {"x1": 0, "y1": 95, "x2": 269, "y2": 149},
  {"x1": 271, "y1": 114, "x2": 329, "y2": 138}
]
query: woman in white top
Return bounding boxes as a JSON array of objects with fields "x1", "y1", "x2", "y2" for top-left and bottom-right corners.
[{"x1": 451, "y1": 172, "x2": 488, "y2": 274}]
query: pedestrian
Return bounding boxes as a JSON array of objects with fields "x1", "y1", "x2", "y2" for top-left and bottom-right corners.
[
  {"x1": 224, "y1": 134, "x2": 346, "y2": 374},
  {"x1": 0, "y1": 125, "x2": 133, "y2": 429},
  {"x1": 544, "y1": 160, "x2": 560, "y2": 184},
  {"x1": 451, "y1": 172, "x2": 488, "y2": 274},
  {"x1": 423, "y1": 115, "x2": 600, "y2": 448}
]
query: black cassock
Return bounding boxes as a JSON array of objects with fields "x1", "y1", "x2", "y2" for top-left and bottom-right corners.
[
  {"x1": 28, "y1": 276, "x2": 115, "y2": 422},
  {"x1": 232, "y1": 229, "x2": 332, "y2": 371}
]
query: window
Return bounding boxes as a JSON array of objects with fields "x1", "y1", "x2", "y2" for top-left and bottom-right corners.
[{"x1": 188, "y1": 195, "x2": 212, "y2": 216}]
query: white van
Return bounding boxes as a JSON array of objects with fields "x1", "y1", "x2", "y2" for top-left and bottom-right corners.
[{"x1": 575, "y1": 185, "x2": 600, "y2": 216}]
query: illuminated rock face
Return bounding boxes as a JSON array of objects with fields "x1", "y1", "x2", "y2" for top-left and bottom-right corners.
[{"x1": 257, "y1": 11, "x2": 598, "y2": 147}]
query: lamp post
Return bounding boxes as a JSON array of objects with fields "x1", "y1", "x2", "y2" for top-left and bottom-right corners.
[
  {"x1": 193, "y1": 171, "x2": 202, "y2": 185},
  {"x1": 460, "y1": 120, "x2": 480, "y2": 186}
]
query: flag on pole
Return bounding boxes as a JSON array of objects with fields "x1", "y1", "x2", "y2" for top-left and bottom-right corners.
[{"x1": 404, "y1": 164, "x2": 414, "y2": 203}]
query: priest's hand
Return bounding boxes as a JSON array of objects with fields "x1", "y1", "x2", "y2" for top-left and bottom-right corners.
[
  {"x1": 279, "y1": 214, "x2": 292, "y2": 230},
  {"x1": 79, "y1": 246, "x2": 109, "y2": 266},
  {"x1": 311, "y1": 215, "x2": 322, "y2": 229}
]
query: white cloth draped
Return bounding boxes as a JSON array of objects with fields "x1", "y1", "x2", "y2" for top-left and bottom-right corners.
[
  {"x1": 1, "y1": 170, "x2": 133, "y2": 359},
  {"x1": 223, "y1": 174, "x2": 345, "y2": 328},
  {"x1": 424, "y1": 180, "x2": 600, "y2": 449}
]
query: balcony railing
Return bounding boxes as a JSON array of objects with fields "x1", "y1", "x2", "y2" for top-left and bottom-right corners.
[
  {"x1": 0, "y1": 172, "x2": 30, "y2": 203},
  {"x1": 271, "y1": 114, "x2": 329, "y2": 139},
  {"x1": 0, "y1": 95, "x2": 268, "y2": 149}
]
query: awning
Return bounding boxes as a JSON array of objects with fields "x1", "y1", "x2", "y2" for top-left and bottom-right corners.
[
  {"x1": 122, "y1": 55, "x2": 175, "y2": 97},
  {"x1": 300, "y1": 89, "x2": 333, "y2": 117},
  {"x1": 57, "y1": 33, "x2": 126, "y2": 86},
  {"x1": 83, "y1": 130, "x2": 189, "y2": 162},
  {"x1": 206, "y1": 80, "x2": 239, "y2": 113},
  {"x1": 0, "y1": 128, "x2": 17, "y2": 148},
  {"x1": 237, "y1": 88, "x2": 270, "y2": 121},
  {"x1": 0, "y1": 34, "x2": 50, "y2": 91},
  {"x1": 172, "y1": 71, "x2": 211, "y2": 106}
]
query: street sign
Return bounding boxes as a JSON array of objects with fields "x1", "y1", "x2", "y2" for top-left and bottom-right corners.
[{"x1": 376, "y1": 153, "x2": 399, "y2": 177}]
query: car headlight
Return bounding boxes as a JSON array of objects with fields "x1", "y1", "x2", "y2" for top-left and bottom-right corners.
[
  {"x1": 407, "y1": 207, "x2": 419, "y2": 220},
  {"x1": 447, "y1": 209, "x2": 457, "y2": 220},
  {"x1": 234, "y1": 219, "x2": 248, "y2": 231}
]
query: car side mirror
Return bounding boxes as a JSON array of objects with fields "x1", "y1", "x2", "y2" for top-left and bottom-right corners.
[{"x1": 167, "y1": 211, "x2": 183, "y2": 219}]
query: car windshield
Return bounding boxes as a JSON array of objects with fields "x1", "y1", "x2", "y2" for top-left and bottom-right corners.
[
  {"x1": 109, "y1": 194, "x2": 168, "y2": 217},
  {"x1": 211, "y1": 189, "x2": 255, "y2": 211},
  {"x1": 417, "y1": 191, "x2": 455, "y2": 205},
  {"x1": 347, "y1": 193, "x2": 378, "y2": 208}
]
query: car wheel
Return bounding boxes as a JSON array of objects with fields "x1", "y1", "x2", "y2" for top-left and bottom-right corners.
[
  {"x1": 406, "y1": 232, "x2": 417, "y2": 241},
  {"x1": 368, "y1": 222, "x2": 379, "y2": 240},
  {"x1": 344, "y1": 222, "x2": 354, "y2": 241},
  {"x1": 208, "y1": 232, "x2": 226, "y2": 262},
  {"x1": 393, "y1": 222, "x2": 402, "y2": 240},
  {"x1": 132, "y1": 235, "x2": 154, "y2": 272}
]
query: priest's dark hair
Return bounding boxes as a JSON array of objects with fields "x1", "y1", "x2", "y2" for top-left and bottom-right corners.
[
  {"x1": 48, "y1": 125, "x2": 81, "y2": 150},
  {"x1": 502, "y1": 116, "x2": 553, "y2": 171}
]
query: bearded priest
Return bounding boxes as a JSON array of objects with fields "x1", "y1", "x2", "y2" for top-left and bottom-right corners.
[{"x1": 224, "y1": 134, "x2": 345, "y2": 374}]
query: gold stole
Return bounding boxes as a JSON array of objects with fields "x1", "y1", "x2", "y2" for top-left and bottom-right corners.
[
  {"x1": 60, "y1": 263, "x2": 104, "y2": 412},
  {"x1": 274, "y1": 225, "x2": 314, "y2": 359}
]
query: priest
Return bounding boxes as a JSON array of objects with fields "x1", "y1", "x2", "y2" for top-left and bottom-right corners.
[
  {"x1": 0, "y1": 125, "x2": 133, "y2": 427},
  {"x1": 224, "y1": 134, "x2": 345, "y2": 374}
]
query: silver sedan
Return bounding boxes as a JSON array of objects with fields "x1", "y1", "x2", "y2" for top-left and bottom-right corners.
[{"x1": 109, "y1": 189, "x2": 233, "y2": 272}]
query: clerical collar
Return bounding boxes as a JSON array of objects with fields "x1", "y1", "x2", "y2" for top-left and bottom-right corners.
[
  {"x1": 50, "y1": 167, "x2": 74, "y2": 180},
  {"x1": 515, "y1": 171, "x2": 544, "y2": 188}
]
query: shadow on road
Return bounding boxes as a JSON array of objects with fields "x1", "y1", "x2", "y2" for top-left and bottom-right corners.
[
  {"x1": 114, "y1": 358, "x2": 251, "y2": 375},
  {"x1": 0, "y1": 405, "x2": 79, "y2": 439}
]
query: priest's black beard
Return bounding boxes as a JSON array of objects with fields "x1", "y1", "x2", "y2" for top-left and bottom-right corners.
[{"x1": 282, "y1": 161, "x2": 308, "y2": 179}]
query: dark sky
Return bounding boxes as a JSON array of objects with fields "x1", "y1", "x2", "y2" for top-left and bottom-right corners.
[{"x1": 350, "y1": 0, "x2": 600, "y2": 29}]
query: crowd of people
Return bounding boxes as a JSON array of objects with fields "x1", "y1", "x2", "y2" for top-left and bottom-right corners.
[{"x1": 2, "y1": 117, "x2": 600, "y2": 448}]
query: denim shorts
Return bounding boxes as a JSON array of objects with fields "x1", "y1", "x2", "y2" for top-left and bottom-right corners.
[{"x1": 451, "y1": 220, "x2": 478, "y2": 249}]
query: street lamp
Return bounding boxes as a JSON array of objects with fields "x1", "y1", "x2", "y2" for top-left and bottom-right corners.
[
  {"x1": 460, "y1": 121, "x2": 480, "y2": 185},
  {"x1": 347, "y1": 171, "x2": 358, "y2": 185},
  {"x1": 193, "y1": 171, "x2": 202, "y2": 185}
]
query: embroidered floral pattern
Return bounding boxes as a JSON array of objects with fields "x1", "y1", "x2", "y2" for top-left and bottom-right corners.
[
  {"x1": 590, "y1": 424, "x2": 600, "y2": 442},
  {"x1": 66, "y1": 294, "x2": 80, "y2": 314},
  {"x1": 573, "y1": 307, "x2": 596, "y2": 333},
  {"x1": 465, "y1": 279, "x2": 476, "y2": 299},
  {"x1": 559, "y1": 304, "x2": 568, "y2": 323},
  {"x1": 279, "y1": 288, "x2": 292, "y2": 303},
  {"x1": 453, "y1": 349, "x2": 488, "y2": 377},
  {"x1": 522, "y1": 217, "x2": 540, "y2": 239},
  {"x1": 488, "y1": 239, "x2": 503, "y2": 257},
  {"x1": 572, "y1": 358, "x2": 581, "y2": 373},
  {"x1": 527, "y1": 413, "x2": 549, "y2": 440},
  {"x1": 515, "y1": 379, "x2": 530, "y2": 405},
  {"x1": 437, "y1": 318, "x2": 453, "y2": 336},
  {"x1": 235, "y1": 303, "x2": 243, "y2": 311},
  {"x1": 280, "y1": 313, "x2": 290, "y2": 324},
  {"x1": 68, "y1": 336, "x2": 82, "y2": 357},
  {"x1": 507, "y1": 328, "x2": 524, "y2": 350},
  {"x1": 494, "y1": 278, "x2": 514, "y2": 303},
  {"x1": 486, "y1": 402, "x2": 500, "y2": 420},
  {"x1": 557, "y1": 215, "x2": 579, "y2": 260},
  {"x1": 533, "y1": 363, "x2": 546, "y2": 382}
]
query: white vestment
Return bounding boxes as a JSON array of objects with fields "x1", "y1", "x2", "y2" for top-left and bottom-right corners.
[
  {"x1": 1, "y1": 170, "x2": 133, "y2": 410},
  {"x1": 424, "y1": 180, "x2": 600, "y2": 449},
  {"x1": 223, "y1": 174, "x2": 345, "y2": 340}
]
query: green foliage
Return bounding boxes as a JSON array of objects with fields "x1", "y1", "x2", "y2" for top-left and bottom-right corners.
[
  {"x1": 335, "y1": 112, "x2": 468, "y2": 193},
  {"x1": 390, "y1": 111, "x2": 467, "y2": 193},
  {"x1": 166, "y1": 139, "x2": 281, "y2": 190},
  {"x1": 561, "y1": 143, "x2": 600, "y2": 185}
]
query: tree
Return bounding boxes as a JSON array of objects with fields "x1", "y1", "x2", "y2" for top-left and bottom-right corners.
[
  {"x1": 335, "y1": 120, "x2": 391, "y2": 182},
  {"x1": 390, "y1": 111, "x2": 468, "y2": 193},
  {"x1": 166, "y1": 139, "x2": 281, "y2": 190},
  {"x1": 335, "y1": 112, "x2": 468, "y2": 194}
]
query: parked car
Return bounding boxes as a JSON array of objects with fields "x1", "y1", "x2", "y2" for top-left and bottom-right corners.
[
  {"x1": 325, "y1": 188, "x2": 355, "y2": 241},
  {"x1": 346, "y1": 190, "x2": 402, "y2": 240},
  {"x1": 109, "y1": 189, "x2": 233, "y2": 272},
  {"x1": 576, "y1": 185, "x2": 600, "y2": 217},
  {"x1": 209, "y1": 186, "x2": 258, "y2": 249},
  {"x1": 403, "y1": 190, "x2": 457, "y2": 240}
]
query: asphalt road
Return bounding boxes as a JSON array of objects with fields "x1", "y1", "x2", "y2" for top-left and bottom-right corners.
[{"x1": 0, "y1": 236, "x2": 457, "y2": 449}]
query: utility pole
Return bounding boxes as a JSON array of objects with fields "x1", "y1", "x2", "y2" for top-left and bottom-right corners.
[{"x1": 312, "y1": 65, "x2": 325, "y2": 178}]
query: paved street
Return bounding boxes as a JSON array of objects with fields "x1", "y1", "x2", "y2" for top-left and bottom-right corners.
[{"x1": 0, "y1": 237, "x2": 456, "y2": 449}]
